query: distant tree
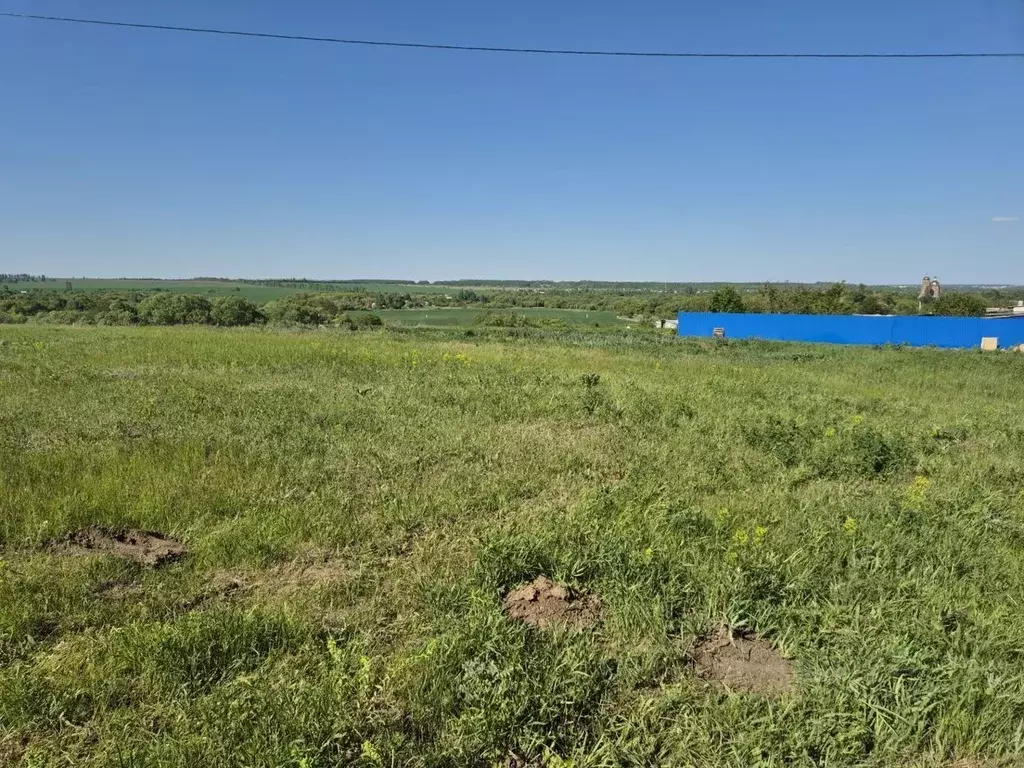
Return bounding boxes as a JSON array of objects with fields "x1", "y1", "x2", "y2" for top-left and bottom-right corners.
[
  {"x1": 816, "y1": 282, "x2": 849, "y2": 314},
  {"x1": 933, "y1": 292, "x2": 986, "y2": 317},
  {"x1": 138, "y1": 293, "x2": 213, "y2": 325},
  {"x1": 455, "y1": 289, "x2": 489, "y2": 304},
  {"x1": 855, "y1": 294, "x2": 891, "y2": 315},
  {"x1": 175, "y1": 294, "x2": 215, "y2": 323},
  {"x1": 757, "y1": 283, "x2": 781, "y2": 312},
  {"x1": 262, "y1": 294, "x2": 334, "y2": 325},
  {"x1": 708, "y1": 286, "x2": 746, "y2": 313},
  {"x1": 102, "y1": 298, "x2": 140, "y2": 326},
  {"x1": 849, "y1": 283, "x2": 869, "y2": 305},
  {"x1": 210, "y1": 296, "x2": 265, "y2": 326}
]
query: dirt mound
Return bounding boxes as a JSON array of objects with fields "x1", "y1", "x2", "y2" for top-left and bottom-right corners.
[
  {"x1": 504, "y1": 576, "x2": 601, "y2": 630},
  {"x1": 64, "y1": 527, "x2": 187, "y2": 567},
  {"x1": 691, "y1": 625, "x2": 795, "y2": 695}
]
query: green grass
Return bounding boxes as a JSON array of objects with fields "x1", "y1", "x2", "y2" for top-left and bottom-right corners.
[
  {"x1": 1, "y1": 325, "x2": 1023, "y2": 767},
  {"x1": 3, "y1": 279, "x2": 305, "y2": 302}
]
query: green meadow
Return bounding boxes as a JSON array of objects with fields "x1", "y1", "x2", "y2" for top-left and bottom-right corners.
[
  {"x1": 1, "y1": 279, "x2": 461, "y2": 302},
  {"x1": 1, "y1": 324, "x2": 1022, "y2": 767}
]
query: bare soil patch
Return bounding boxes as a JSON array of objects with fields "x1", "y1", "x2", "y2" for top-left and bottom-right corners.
[
  {"x1": 504, "y1": 576, "x2": 601, "y2": 630},
  {"x1": 691, "y1": 625, "x2": 795, "y2": 695},
  {"x1": 62, "y1": 527, "x2": 187, "y2": 567}
]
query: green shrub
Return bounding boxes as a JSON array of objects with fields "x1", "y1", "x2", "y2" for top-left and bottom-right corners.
[
  {"x1": 139, "y1": 293, "x2": 213, "y2": 325},
  {"x1": 35, "y1": 310, "x2": 87, "y2": 325},
  {"x1": 263, "y1": 295, "x2": 336, "y2": 325},
  {"x1": 811, "y1": 422, "x2": 911, "y2": 477},
  {"x1": 933, "y1": 292, "x2": 987, "y2": 317},
  {"x1": 742, "y1": 415, "x2": 813, "y2": 467},
  {"x1": 210, "y1": 296, "x2": 265, "y2": 327},
  {"x1": 475, "y1": 312, "x2": 532, "y2": 328},
  {"x1": 356, "y1": 313, "x2": 383, "y2": 328},
  {"x1": 744, "y1": 415, "x2": 911, "y2": 477}
]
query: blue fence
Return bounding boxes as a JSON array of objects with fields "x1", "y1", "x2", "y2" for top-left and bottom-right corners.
[{"x1": 677, "y1": 312, "x2": 1024, "y2": 349}]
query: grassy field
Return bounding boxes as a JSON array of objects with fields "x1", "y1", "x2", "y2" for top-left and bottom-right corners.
[
  {"x1": 3, "y1": 279, "x2": 475, "y2": 301},
  {"x1": 358, "y1": 307, "x2": 629, "y2": 327},
  {"x1": 1, "y1": 325, "x2": 1023, "y2": 767},
  {"x1": 4, "y1": 279, "x2": 303, "y2": 302}
]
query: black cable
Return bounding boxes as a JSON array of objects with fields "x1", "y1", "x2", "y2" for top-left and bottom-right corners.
[{"x1": 2, "y1": 11, "x2": 1023, "y2": 59}]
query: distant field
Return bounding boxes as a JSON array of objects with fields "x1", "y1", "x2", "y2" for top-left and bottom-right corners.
[
  {"x1": 2, "y1": 279, "x2": 482, "y2": 300},
  {"x1": 4, "y1": 279, "x2": 300, "y2": 301},
  {"x1": 359, "y1": 307, "x2": 630, "y2": 327}
]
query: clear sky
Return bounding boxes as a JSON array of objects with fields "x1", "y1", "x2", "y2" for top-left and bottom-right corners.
[{"x1": 1, "y1": 0, "x2": 1021, "y2": 283}]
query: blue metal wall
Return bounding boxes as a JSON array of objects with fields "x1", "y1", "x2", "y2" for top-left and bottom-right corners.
[{"x1": 677, "y1": 312, "x2": 1024, "y2": 349}]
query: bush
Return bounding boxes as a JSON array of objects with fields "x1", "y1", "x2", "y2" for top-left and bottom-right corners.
[
  {"x1": 210, "y1": 296, "x2": 265, "y2": 327},
  {"x1": 811, "y1": 423, "x2": 910, "y2": 478},
  {"x1": 35, "y1": 310, "x2": 87, "y2": 325},
  {"x1": 855, "y1": 294, "x2": 892, "y2": 315},
  {"x1": 475, "y1": 312, "x2": 532, "y2": 328},
  {"x1": 356, "y1": 313, "x2": 383, "y2": 328},
  {"x1": 99, "y1": 298, "x2": 140, "y2": 326},
  {"x1": 139, "y1": 293, "x2": 213, "y2": 325},
  {"x1": 742, "y1": 416, "x2": 812, "y2": 467},
  {"x1": 337, "y1": 313, "x2": 384, "y2": 330},
  {"x1": 263, "y1": 295, "x2": 340, "y2": 326},
  {"x1": 743, "y1": 415, "x2": 910, "y2": 478},
  {"x1": 933, "y1": 292, "x2": 986, "y2": 317}
]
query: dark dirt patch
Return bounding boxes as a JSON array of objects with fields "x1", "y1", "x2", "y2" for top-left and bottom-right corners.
[
  {"x1": 504, "y1": 576, "x2": 601, "y2": 630},
  {"x1": 62, "y1": 527, "x2": 187, "y2": 567},
  {"x1": 691, "y1": 625, "x2": 795, "y2": 695}
]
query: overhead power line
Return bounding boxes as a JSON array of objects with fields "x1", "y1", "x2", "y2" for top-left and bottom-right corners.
[{"x1": 3, "y1": 11, "x2": 1023, "y2": 60}]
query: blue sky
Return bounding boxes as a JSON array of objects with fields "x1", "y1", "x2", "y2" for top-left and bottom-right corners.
[{"x1": 1, "y1": 0, "x2": 1021, "y2": 282}]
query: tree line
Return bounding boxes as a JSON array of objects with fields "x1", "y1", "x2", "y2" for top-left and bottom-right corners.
[
  {"x1": 0, "y1": 290, "x2": 383, "y2": 328},
  {"x1": 700, "y1": 283, "x2": 991, "y2": 317},
  {"x1": 426, "y1": 282, "x2": 997, "y2": 318},
  {"x1": 0, "y1": 274, "x2": 53, "y2": 284},
  {"x1": 0, "y1": 282, "x2": 1006, "y2": 327}
]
